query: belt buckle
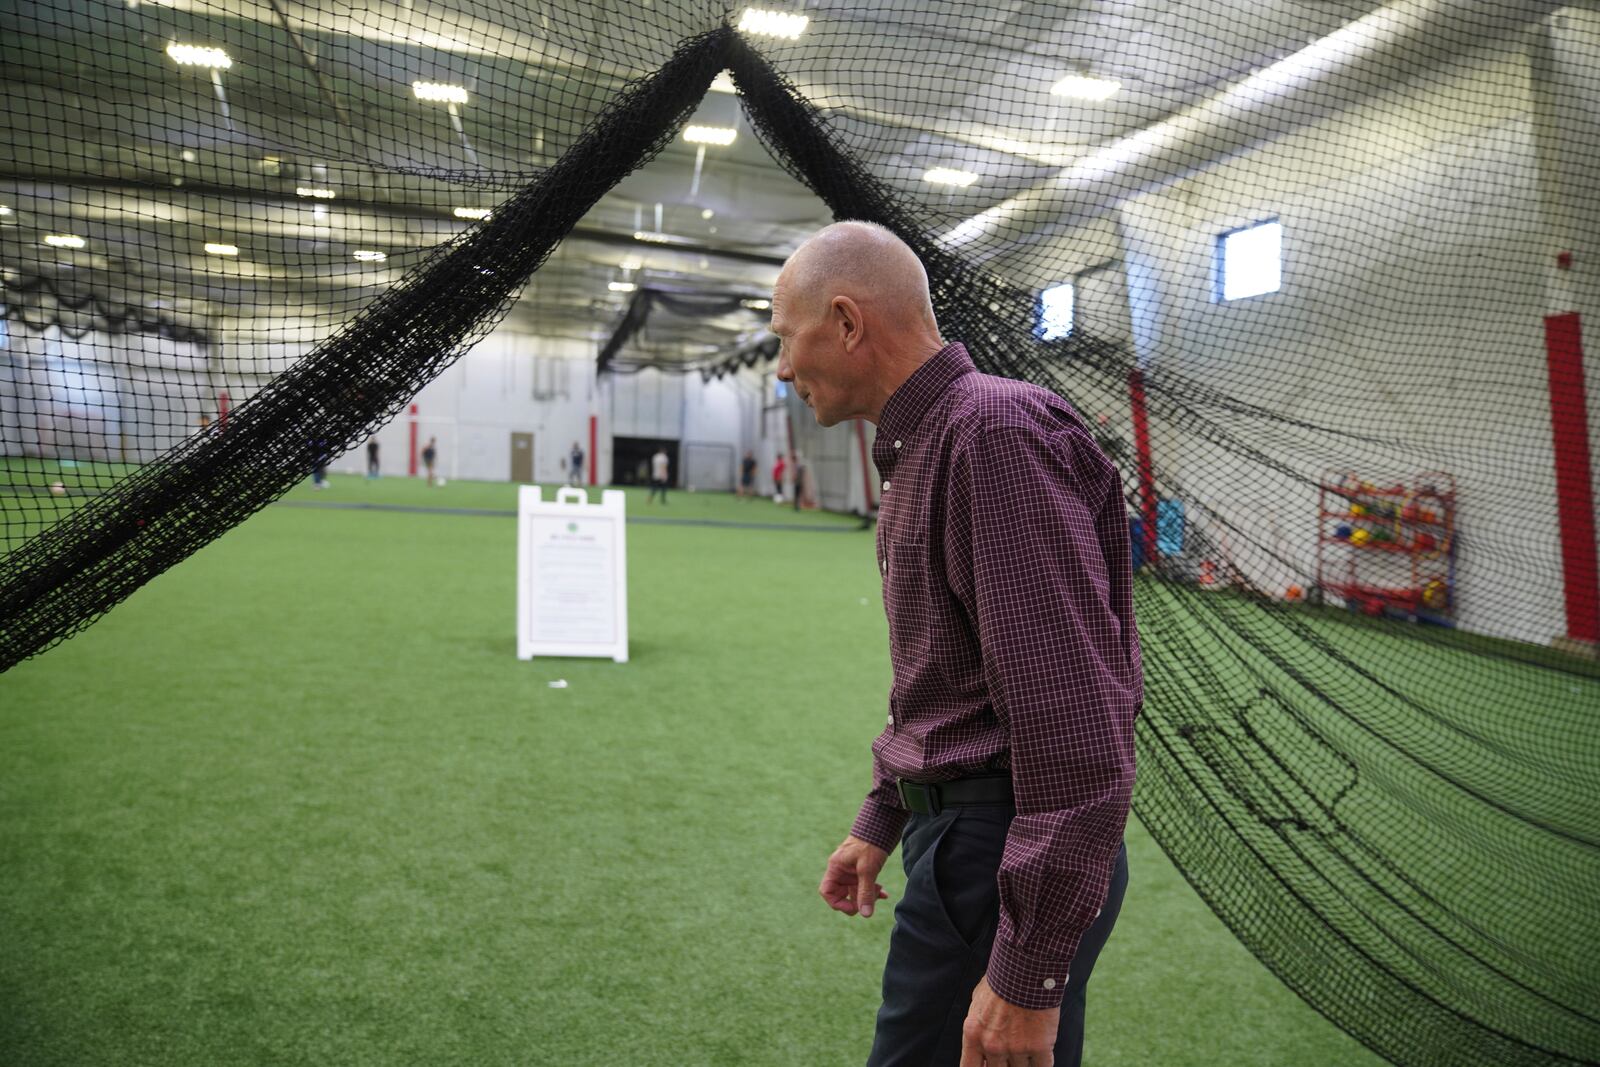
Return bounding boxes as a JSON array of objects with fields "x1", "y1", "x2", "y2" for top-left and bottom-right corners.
[{"x1": 896, "y1": 778, "x2": 940, "y2": 816}]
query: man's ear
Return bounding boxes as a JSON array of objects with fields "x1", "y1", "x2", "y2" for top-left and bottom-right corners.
[{"x1": 832, "y1": 295, "x2": 864, "y2": 352}]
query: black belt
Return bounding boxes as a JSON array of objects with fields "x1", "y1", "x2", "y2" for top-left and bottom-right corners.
[{"x1": 896, "y1": 774, "x2": 1013, "y2": 816}]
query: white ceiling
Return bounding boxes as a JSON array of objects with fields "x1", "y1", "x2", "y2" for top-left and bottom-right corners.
[{"x1": 1, "y1": 0, "x2": 1405, "y2": 366}]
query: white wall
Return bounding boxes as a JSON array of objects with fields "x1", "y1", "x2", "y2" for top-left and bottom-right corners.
[
  {"x1": 338, "y1": 330, "x2": 603, "y2": 484},
  {"x1": 0, "y1": 324, "x2": 212, "y2": 463},
  {"x1": 1102, "y1": 39, "x2": 1581, "y2": 644}
]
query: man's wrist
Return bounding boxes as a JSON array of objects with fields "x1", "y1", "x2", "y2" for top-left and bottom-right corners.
[
  {"x1": 849, "y1": 797, "x2": 908, "y2": 853},
  {"x1": 986, "y1": 933, "x2": 1073, "y2": 1010}
]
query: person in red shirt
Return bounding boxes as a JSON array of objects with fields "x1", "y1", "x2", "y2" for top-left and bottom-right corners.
[
  {"x1": 772, "y1": 452, "x2": 787, "y2": 502},
  {"x1": 775, "y1": 221, "x2": 1140, "y2": 1067}
]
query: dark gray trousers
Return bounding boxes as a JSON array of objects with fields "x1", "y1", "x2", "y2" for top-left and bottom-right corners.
[{"x1": 866, "y1": 806, "x2": 1128, "y2": 1067}]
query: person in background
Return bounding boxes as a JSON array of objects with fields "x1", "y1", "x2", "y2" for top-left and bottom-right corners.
[
  {"x1": 792, "y1": 452, "x2": 808, "y2": 511},
  {"x1": 773, "y1": 452, "x2": 787, "y2": 503},
  {"x1": 422, "y1": 436, "x2": 439, "y2": 487},
  {"x1": 310, "y1": 436, "x2": 331, "y2": 490},
  {"x1": 778, "y1": 221, "x2": 1141, "y2": 1067},
  {"x1": 569, "y1": 440, "x2": 586, "y2": 486},
  {"x1": 648, "y1": 446, "x2": 670, "y2": 505},
  {"x1": 740, "y1": 450, "x2": 758, "y2": 498},
  {"x1": 366, "y1": 439, "x2": 380, "y2": 479}
]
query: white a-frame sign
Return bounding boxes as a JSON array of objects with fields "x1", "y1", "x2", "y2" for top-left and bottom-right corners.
[{"x1": 516, "y1": 486, "x2": 629, "y2": 662}]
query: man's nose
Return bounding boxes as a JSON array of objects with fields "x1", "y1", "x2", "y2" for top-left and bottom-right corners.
[{"x1": 775, "y1": 356, "x2": 793, "y2": 381}]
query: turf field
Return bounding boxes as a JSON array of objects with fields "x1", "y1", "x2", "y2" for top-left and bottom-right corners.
[{"x1": 1, "y1": 474, "x2": 1392, "y2": 1065}]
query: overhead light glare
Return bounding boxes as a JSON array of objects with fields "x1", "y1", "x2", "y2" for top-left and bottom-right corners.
[
  {"x1": 413, "y1": 81, "x2": 468, "y2": 104},
  {"x1": 619, "y1": 256, "x2": 643, "y2": 271},
  {"x1": 738, "y1": 8, "x2": 808, "y2": 39},
  {"x1": 167, "y1": 43, "x2": 233, "y2": 69},
  {"x1": 609, "y1": 281, "x2": 637, "y2": 293},
  {"x1": 0, "y1": 205, "x2": 14, "y2": 216},
  {"x1": 1050, "y1": 74, "x2": 1121, "y2": 101},
  {"x1": 741, "y1": 298, "x2": 771, "y2": 311},
  {"x1": 353, "y1": 250, "x2": 387, "y2": 262},
  {"x1": 453, "y1": 207, "x2": 491, "y2": 220},
  {"x1": 296, "y1": 186, "x2": 336, "y2": 199},
  {"x1": 700, "y1": 208, "x2": 715, "y2": 220},
  {"x1": 204, "y1": 242, "x2": 239, "y2": 256},
  {"x1": 710, "y1": 70, "x2": 738, "y2": 94},
  {"x1": 923, "y1": 167, "x2": 978, "y2": 187},
  {"x1": 684, "y1": 125, "x2": 737, "y2": 146},
  {"x1": 633, "y1": 231, "x2": 672, "y2": 244},
  {"x1": 44, "y1": 234, "x2": 85, "y2": 248}
]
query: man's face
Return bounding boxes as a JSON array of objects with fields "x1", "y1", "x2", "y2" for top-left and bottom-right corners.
[{"x1": 772, "y1": 284, "x2": 852, "y2": 427}]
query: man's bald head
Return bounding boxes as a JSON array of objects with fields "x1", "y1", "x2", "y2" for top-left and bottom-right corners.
[
  {"x1": 770, "y1": 221, "x2": 946, "y2": 426},
  {"x1": 775, "y1": 221, "x2": 938, "y2": 333}
]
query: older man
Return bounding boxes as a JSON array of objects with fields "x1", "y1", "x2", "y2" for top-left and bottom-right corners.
[{"x1": 777, "y1": 222, "x2": 1140, "y2": 1067}]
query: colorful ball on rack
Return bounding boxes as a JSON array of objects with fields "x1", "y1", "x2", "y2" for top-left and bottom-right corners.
[
  {"x1": 1422, "y1": 580, "x2": 1447, "y2": 611},
  {"x1": 1350, "y1": 503, "x2": 1367, "y2": 517},
  {"x1": 1350, "y1": 528, "x2": 1373, "y2": 546},
  {"x1": 1285, "y1": 585, "x2": 1304, "y2": 602},
  {"x1": 1336, "y1": 525, "x2": 1352, "y2": 540},
  {"x1": 1414, "y1": 532, "x2": 1436, "y2": 552}
]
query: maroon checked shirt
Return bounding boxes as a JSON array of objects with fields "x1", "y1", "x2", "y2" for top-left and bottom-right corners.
[{"x1": 850, "y1": 341, "x2": 1141, "y2": 1011}]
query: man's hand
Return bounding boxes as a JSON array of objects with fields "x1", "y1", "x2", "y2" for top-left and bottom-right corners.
[
  {"x1": 818, "y1": 835, "x2": 890, "y2": 918},
  {"x1": 959, "y1": 976, "x2": 1060, "y2": 1066}
]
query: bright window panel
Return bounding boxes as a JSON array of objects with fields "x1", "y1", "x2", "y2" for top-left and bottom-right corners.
[
  {"x1": 1039, "y1": 281, "x2": 1074, "y2": 339},
  {"x1": 1221, "y1": 220, "x2": 1282, "y2": 301}
]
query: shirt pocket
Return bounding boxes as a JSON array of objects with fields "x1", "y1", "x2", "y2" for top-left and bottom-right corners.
[{"x1": 884, "y1": 539, "x2": 932, "y2": 667}]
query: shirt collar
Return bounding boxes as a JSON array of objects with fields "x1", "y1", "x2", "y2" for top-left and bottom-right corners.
[{"x1": 872, "y1": 341, "x2": 976, "y2": 472}]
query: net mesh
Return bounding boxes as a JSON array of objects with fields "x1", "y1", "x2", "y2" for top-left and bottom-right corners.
[{"x1": 3, "y1": 3, "x2": 1598, "y2": 1064}]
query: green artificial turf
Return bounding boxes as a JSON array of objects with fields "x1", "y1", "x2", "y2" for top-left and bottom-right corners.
[{"x1": 1, "y1": 477, "x2": 1390, "y2": 1065}]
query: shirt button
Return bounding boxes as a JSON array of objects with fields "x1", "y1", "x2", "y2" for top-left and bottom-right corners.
[
  {"x1": 881, "y1": 480, "x2": 890, "y2": 491},
  {"x1": 1042, "y1": 978, "x2": 1057, "y2": 990},
  {"x1": 893, "y1": 440, "x2": 902, "y2": 449},
  {"x1": 886, "y1": 715, "x2": 893, "y2": 725}
]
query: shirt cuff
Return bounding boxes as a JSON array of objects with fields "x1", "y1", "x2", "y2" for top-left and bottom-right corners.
[
  {"x1": 986, "y1": 932, "x2": 1077, "y2": 1011},
  {"x1": 849, "y1": 795, "x2": 909, "y2": 854}
]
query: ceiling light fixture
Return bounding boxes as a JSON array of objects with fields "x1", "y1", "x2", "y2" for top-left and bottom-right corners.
[
  {"x1": 741, "y1": 298, "x2": 771, "y2": 311},
  {"x1": 923, "y1": 167, "x2": 978, "y2": 187},
  {"x1": 633, "y1": 231, "x2": 672, "y2": 244},
  {"x1": 619, "y1": 256, "x2": 643, "y2": 271},
  {"x1": 296, "y1": 186, "x2": 336, "y2": 199},
  {"x1": 353, "y1": 250, "x2": 387, "y2": 262},
  {"x1": 44, "y1": 234, "x2": 85, "y2": 248},
  {"x1": 738, "y1": 8, "x2": 808, "y2": 39},
  {"x1": 0, "y1": 205, "x2": 13, "y2": 216},
  {"x1": 413, "y1": 81, "x2": 468, "y2": 104},
  {"x1": 204, "y1": 243, "x2": 239, "y2": 256},
  {"x1": 710, "y1": 70, "x2": 738, "y2": 94},
  {"x1": 684, "y1": 125, "x2": 737, "y2": 146},
  {"x1": 167, "y1": 43, "x2": 233, "y2": 69},
  {"x1": 701, "y1": 208, "x2": 715, "y2": 220},
  {"x1": 453, "y1": 207, "x2": 491, "y2": 220},
  {"x1": 1050, "y1": 73, "x2": 1121, "y2": 101},
  {"x1": 609, "y1": 281, "x2": 637, "y2": 293}
]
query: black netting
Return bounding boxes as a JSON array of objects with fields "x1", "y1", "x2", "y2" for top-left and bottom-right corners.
[{"x1": 3, "y1": 3, "x2": 1597, "y2": 1065}]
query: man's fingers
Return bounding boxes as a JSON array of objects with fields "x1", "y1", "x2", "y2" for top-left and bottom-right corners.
[{"x1": 855, "y1": 860, "x2": 880, "y2": 917}]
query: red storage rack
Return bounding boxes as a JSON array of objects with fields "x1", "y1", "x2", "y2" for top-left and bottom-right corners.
[{"x1": 1316, "y1": 471, "x2": 1457, "y2": 624}]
